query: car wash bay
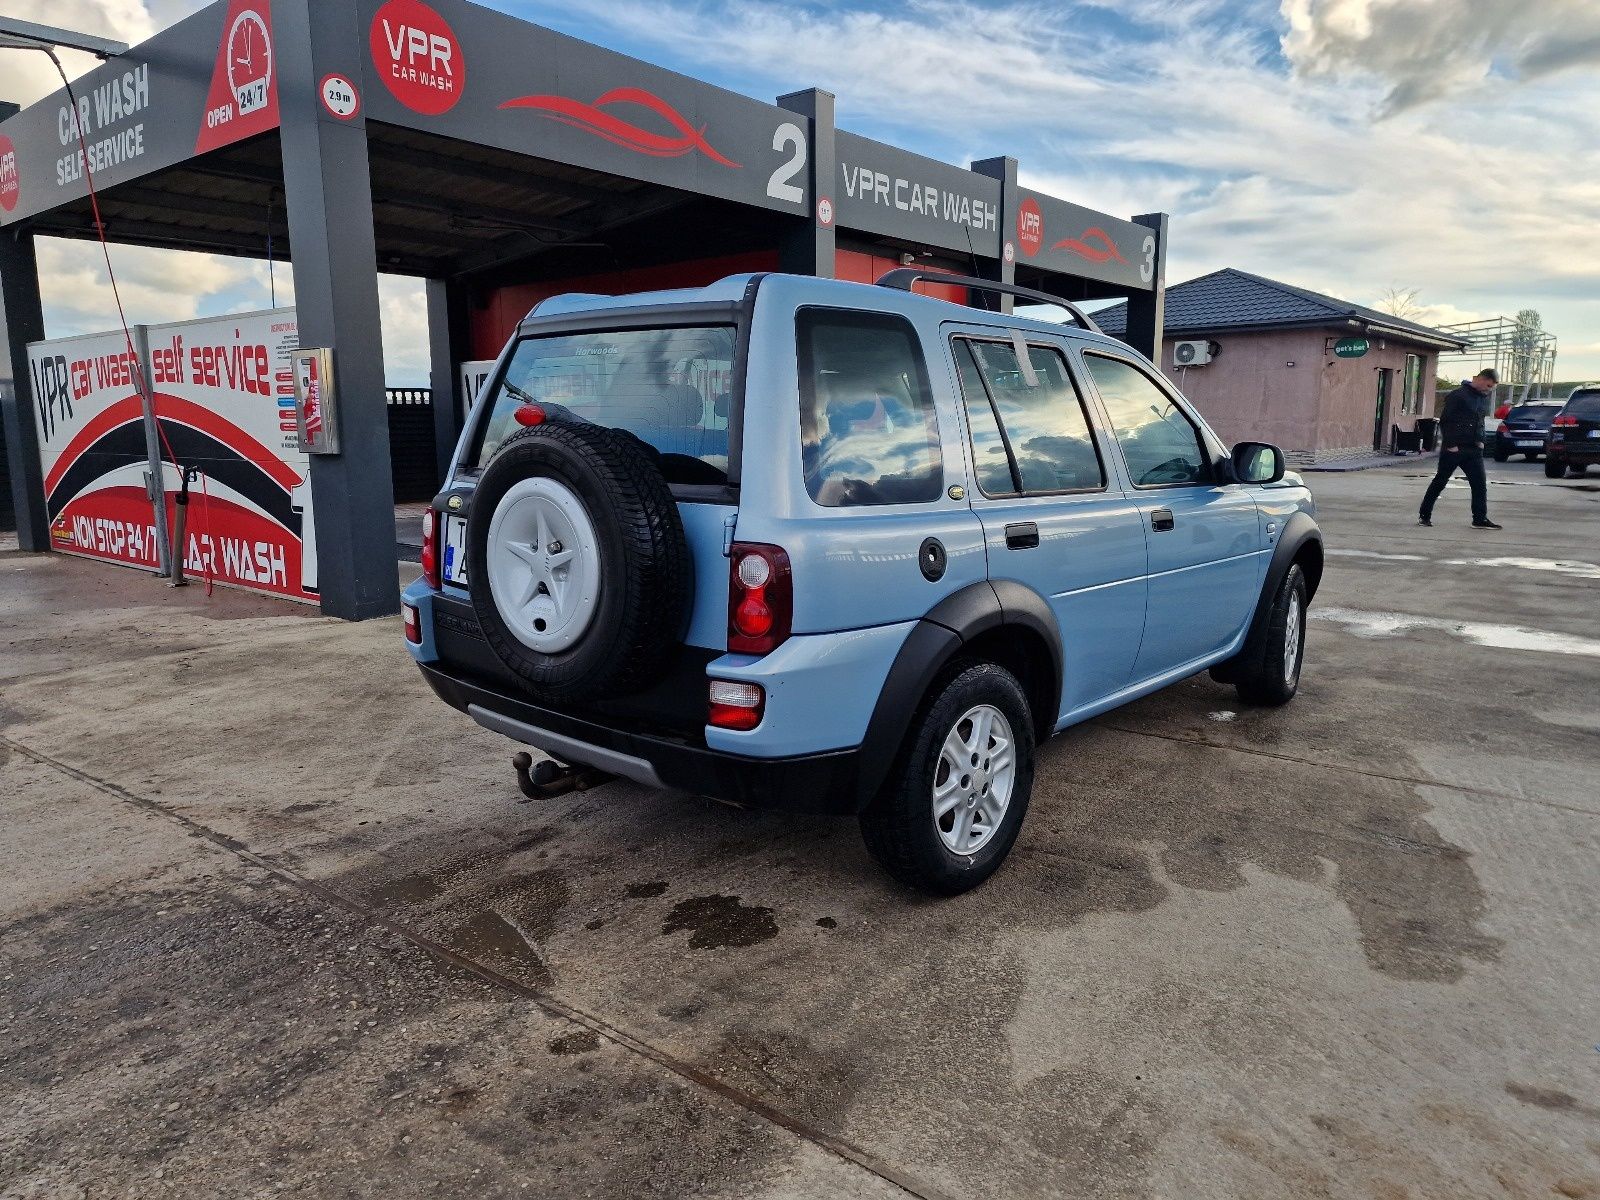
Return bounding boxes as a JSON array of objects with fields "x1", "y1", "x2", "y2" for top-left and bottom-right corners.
[{"x1": 0, "y1": 0, "x2": 1169, "y2": 620}]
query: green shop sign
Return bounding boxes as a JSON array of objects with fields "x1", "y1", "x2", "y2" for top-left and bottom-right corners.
[{"x1": 1333, "y1": 336, "x2": 1370, "y2": 358}]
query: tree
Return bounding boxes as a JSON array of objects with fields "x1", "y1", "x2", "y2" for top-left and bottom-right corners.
[
  {"x1": 1378, "y1": 285, "x2": 1423, "y2": 320},
  {"x1": 1509, "y1": 308, "x2": 1544, "y2": 384}
]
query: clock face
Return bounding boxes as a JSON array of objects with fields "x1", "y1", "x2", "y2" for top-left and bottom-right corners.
[{"x1": 226, "y1": 10, "x2": 273, "y2": 116}]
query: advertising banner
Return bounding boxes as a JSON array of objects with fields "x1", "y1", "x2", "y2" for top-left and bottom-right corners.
[
  {"x1": 0, "y1": 0, "x2": 279, "y2": 226},
  {"x1": 146, "y1": 308, "x2": 317, "y2": 601},
  {"x1": 28, "y1": 329, "x2": 162, "y2": 572},
  {"x1": 1016, "y1": 190, "x2": 1154, "y2": 292},
  {"x1": 833, "y1": 132, "x2": 1002, "y2": 258},
  {"x1": 354, "y1": 0, "x2": 812, "y2": 218}
]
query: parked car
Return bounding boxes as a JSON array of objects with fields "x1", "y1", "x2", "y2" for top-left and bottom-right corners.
[
  {"x1": 1544, "y1": 386, "x2": 1600, "y2": 478},
  {"x1": 402, "y1": 271, "x2": 1323, "y2": 893},
  {"x1": 1492, "y1": 402, "x2": 1563, "y2": 461}
]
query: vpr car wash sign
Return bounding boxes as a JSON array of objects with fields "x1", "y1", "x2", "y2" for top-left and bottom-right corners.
[
  {"x1": 28, "y1": 310, "x2": 319, "y2": 602},
  {"x1": 370, "y1": 0, "x2": 464, "y2": 115}
]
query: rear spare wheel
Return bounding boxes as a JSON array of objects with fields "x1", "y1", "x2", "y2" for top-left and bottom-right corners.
[{"x1": 466, "y1": 420, "x2": 690, "y2": 703}]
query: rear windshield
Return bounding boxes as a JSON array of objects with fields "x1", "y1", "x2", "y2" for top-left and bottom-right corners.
[
  {"x1": 472, "y1": 326, "x2": 737, "y2": 485},
  {"x1": 1508, "y1": 405, "x2": 1561, "y2": 422},
  {"x1": 1566, "y1": 392, "x2": 1600, "y2": 418}
]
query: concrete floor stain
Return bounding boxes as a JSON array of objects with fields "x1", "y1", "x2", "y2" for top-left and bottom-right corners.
[{"x1": 661, "y1": 895, "x2": 779, "y2": 950}]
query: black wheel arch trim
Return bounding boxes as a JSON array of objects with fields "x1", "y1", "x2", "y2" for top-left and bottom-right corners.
[{"x1": 854, "y1": 580, "x2": 1063, "y2": 809}]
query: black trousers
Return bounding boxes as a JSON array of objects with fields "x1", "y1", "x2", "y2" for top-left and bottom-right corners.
[{"x1": 1421, "y1": 448, "x2": 1487, "y2": 523}]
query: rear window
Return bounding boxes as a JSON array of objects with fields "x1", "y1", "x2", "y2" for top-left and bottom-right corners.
[
  {"x1": 797, "y1": 309, "x2": 943, "y2": 507},
  {"x1": 1508, "y1": 405, "x2": 1561, "y2": 422},
  {"x1": 473, "y1": 326, "x2": 736, "y2": 485},
  {"x1": 1566, "y1": 392, "x2": 1600, "y2": 418}
]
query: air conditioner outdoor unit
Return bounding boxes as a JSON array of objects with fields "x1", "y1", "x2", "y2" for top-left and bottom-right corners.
[{"x1": 1173, "y1": 340, "x2": 1214, "y2": 368}]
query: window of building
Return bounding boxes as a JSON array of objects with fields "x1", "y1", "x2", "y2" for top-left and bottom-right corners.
[{"x1": 1402, "y1": 353, "x2": 1424, "y2": 416}]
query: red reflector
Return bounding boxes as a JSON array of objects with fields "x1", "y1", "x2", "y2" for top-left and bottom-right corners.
[
  {"x1": 708, "y1": 679, "x2": 764, "y2": 730},
  {"x1": 513, "y1": 404, "x2": 546, "y2": 427},
  {"x1": 1497, "y1": 423, "x2": 1508, "y2": 434},
  {"x1": 421, "y1": 507, "x2": 440, "y2": 589},
  {"x1": 402, "y1": 603, "x2": 422, "y2": 645},
  {"x1": 734, "y1": 592, "x2": 773, "y2": 637}
]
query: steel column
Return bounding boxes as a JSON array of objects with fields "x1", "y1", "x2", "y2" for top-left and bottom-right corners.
[
  {"x1": 971, "y1": 156, "x2": 1018, "y2": 314},
  {"x1": 427, "y1": 276, "x2": 471, "y2": 484},
  {"x1": 0, "y1": 220, "x2": 48, "y2": 549},
  {"x1": 277, "y1": 0, "x2": 398, "y2": 620},
  {"x1": 777, "y1": 89, "x2": 835, "y2": 277},
  {"x1": 1123, "y1": 212, "x2": 1169, "y2": 363}
]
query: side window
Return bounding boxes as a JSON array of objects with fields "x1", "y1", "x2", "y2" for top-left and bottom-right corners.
[
  {"x1": 953, "y1": 342, "x2": 1018, "y2": 496},
  {"x1": 1083, "y1": 354, "x2": 1212, "y2": 487},
  {"x1": 955, "y1": 338, "x2": 1104, "y2": 494},
  {"x1": 797, "y1": 309, "x2": 943, "y2": 506}
]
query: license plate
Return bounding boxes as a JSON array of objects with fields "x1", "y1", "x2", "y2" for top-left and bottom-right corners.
[
  {"x1": 1516, "y1": 440, "x2": 1540, "y2": 447},
  {"x1": 1590, "y1": 429, "x2": 1600, "y2": 439},
  {"x1": 441, "y1": 514, "x2": 469, "y2": 585}
]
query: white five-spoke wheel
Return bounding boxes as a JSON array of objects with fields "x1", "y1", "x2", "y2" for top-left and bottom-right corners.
[
  {"x1": 933, "y1": 703, "x2": 1016, "y2": 856},
  {"x1": 486, "y1": 477, "x2": 602, "y2": 653}
]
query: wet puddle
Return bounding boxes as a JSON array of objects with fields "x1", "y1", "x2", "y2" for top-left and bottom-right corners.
[
  {"x1": 1312, "y1": 607, "x2": 1600, "y2": 658},
  {"x1": 1328, "y1": 548, "x2": 1600, "y2": 579}
]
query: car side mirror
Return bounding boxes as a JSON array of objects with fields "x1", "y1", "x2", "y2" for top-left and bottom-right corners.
[{"x1": 1232, "y1": 441, "x2": 1285, "y2": 484}]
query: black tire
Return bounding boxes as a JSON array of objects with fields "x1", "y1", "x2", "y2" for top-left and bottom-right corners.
[
  {"x1": 1492, "y1": 446, "x2": 1508, "y2": 463},
  {"x1": 859, "y1": 661, "x2": 1035, "y2": 895},
  {"x1": 466, "y1": 422, "x2": 690, "y2": 703},
  {"x1": 1234, "y1": 563, "x2": 1307, "y2": 707},
  {"x1": 1545, "y1": 456, "x2": 1565, "y2": 478},
  {"x1": 1569, "y1": 464, "x2": 1589, "y2": 477}
]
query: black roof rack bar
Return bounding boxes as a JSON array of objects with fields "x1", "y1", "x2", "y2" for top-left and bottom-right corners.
[{"x1": 874, "y1": 269, "x2": 1102, "y2": 334}]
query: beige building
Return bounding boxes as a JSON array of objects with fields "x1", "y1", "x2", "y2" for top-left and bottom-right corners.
[{"x1": 1094, "y1": 269, "x2": 1469, "y2": 465}]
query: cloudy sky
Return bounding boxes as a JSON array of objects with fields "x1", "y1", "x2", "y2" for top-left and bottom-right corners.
[{"x1": 4, "y1": 0, "x2": 1598, "y2": 381}]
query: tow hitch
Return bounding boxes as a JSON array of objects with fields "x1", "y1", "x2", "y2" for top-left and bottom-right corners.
[{"x1": 511, "y1": 751, "x2": 615, "y2": 801}]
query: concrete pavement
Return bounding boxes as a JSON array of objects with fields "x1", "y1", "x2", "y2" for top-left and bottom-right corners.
[{"x1": 3, "y1": 458, "x2": 1598, "y2": 1198}]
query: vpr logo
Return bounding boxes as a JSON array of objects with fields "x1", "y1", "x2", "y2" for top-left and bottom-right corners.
[
  {"x1": 0, "y1": 135, "x2": 20, "y2": 213},
  {"x1": 371, "y1": 0, "x2": 464, "y2": 116},
  {"x1": 1017, "y1": 197, "x2": 1042, "y2": 258}
]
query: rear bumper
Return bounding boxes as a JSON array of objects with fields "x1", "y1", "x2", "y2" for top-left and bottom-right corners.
[
  {"x1": 1549, "y1": 440, "x2": 1600, "y2": 461},
  {"x1": 1496, "y1": 433, "x2": 1547, "y2": 453},
  {"x1": 417, "y1": 662, "x2": 864, "y2": 815}
]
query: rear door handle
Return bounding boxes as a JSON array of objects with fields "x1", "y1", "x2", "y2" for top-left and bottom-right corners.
[
  {"x1": 1151, "y1": 508, "x2": 1175, "y2": 532},
  {"x1": 1004, "y1": 522, "x2": 1039, "y2": 550}
]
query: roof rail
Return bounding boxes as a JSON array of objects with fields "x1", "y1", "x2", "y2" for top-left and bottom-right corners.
[{"x1": 874, "y1": 269, "x2": 1102, "y2": 334}]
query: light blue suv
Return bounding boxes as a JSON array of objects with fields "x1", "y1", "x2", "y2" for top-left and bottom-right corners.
[{"x1": 403, "y1": 270, "x2": 1322, "y2": 893}]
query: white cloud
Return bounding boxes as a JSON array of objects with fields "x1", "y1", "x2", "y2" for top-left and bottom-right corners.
[
  {"x1": 36, "y1": 238, "x2": 265, "y2": 334},
  {"x1": 0, "y1": 1, "x2": 164, "y2": 105},
  {"x1": 1282, "y1": 0, "x2": 1600, "y2": 113},
  {"x1": 378, "y1": 276, "x2": 430, "y2": 387}
]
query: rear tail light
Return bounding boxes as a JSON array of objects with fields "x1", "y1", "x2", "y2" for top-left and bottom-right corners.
[
  {"x1": 1497, "y1": 422, "x2": 1508, "y2": 435},
  {"x1": 402, "y1": 602, "x2": 423, "y2": 645},
  {"x1": 708, "y1": 679, "x2": 765, "y2": 730},
  {"x1": 727, "y1": 543, "x2": 792, "y2": 654},
  {"x1": 1552, "y1": 415, "x2": 1579, "y2": 427},
  {"x1": 421, "y1": 508, "x2": 440, "y2": 589}
]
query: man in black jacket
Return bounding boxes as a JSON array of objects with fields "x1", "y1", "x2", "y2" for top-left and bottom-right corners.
[{"x1": 1420, "y1": 369, "x2": 1502, "y2": 529}]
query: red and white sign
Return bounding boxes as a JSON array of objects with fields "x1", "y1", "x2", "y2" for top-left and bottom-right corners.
[
  {"x1": 195, "y1": 1, "x2": 280, "y2": 154},
  {"x1": 370, "y1": 0, "x2": 465, "y2": 116},
  {"x1": 320, "y1": 74, "x2": 361, "y2": 119},
  {"x1": 816, "y1": 196, "x2": 833, "y2": 227},
  {"x1": 29, "y1": 329, "x2": 160, "y2": 572},
  {"x1": 0, "y1": 134, "x2": 18, "y2": 213},
  {"x1": 29, "y1": 310, "x2": 318, "y2": 601},
  {"x1": 147, "y1": 309, "x2": 318, "y2": 601},
  {"x1": 1017, "y1": 197, "x2": 1043, "y2": 258}
]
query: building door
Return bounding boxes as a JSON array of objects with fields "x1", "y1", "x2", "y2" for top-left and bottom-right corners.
[{"x1": 1373, "y1": 368, "x2": 1393, "y2": 450}]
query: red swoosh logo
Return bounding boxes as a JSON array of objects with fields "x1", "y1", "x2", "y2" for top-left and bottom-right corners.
[
  {"x1": 500, "y1": 86, "x2": 741, "y2": 168},
  {"x1": 1050, "y1": 227, "x2": 1128, "y2": 265}
]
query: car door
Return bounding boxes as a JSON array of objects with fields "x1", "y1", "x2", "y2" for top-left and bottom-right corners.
[
  {"x1": 1076, "y1": 349, "x2": 1265, "y2": 681},
  {"x1": 947, "y1": 329, "x2": 1149, "y2": 725}
]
